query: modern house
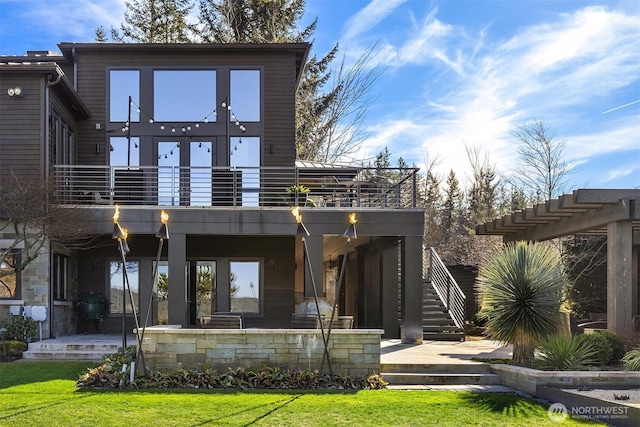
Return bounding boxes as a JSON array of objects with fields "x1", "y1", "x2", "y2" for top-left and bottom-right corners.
[{"x1": 0, "y1": 43, "x2": 425, "y2": 344}]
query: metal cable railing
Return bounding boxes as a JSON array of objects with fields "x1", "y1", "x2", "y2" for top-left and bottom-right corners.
[
  {"x1": 428, "y1": 247, "x2": 466, "y2": 336},
  {"x1": 51, "y1": 165, "x2": 420, "y2": 209}
]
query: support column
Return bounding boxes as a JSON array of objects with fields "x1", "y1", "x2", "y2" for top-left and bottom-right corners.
[
  {"x1": 168, "y1": 233, "x2": 187, "y2": 327},
  {"x1": 304, "y1": 235, "x2": 324, "y2": 298},
  {"x1": 401, "y1": 235, "x2": 423, "y2": 344},
  {"x1": 382, "y1": 240, "x2": 400, "y2": 339},
  {"x1": 607, "y1": 220, "x2": 633, "y2": 336}
]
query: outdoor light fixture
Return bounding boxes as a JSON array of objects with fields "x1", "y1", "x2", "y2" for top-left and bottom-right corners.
[
  {"x1": 120, "y1": 228, "x2": 130, "y2": 253},
  {"x1": 343, "y1": 212, "x2": 358, "y2": 240},
  {"x1": 112, "y1": 205, "x2": 125, "y2": 239},
  {"x1": 156, "y1": 210, "x2": 169, "y2": 240},
  {"x1": 7, "y1": 86, "x2": 23, "y2": 97},
  {"x1": 291, "y1": 207, "x2": 309, "y2": 237}
]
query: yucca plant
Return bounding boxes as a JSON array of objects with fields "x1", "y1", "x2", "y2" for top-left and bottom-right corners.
[
  {"x1": 536, "y1": 334, "x2": 599, "y2": 370},
  {"x1": 622, "y1": 348, "x2": 640, "y2": 371},
  {"x1": 477, "y1": 241, "x2": 564, "y2": 365}
]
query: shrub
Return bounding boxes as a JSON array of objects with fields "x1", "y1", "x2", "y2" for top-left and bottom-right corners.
[
  {"x1": 77, "y1": 350, "x2": 387, "y2": 390},
  {"x1": 579, "y1": 331, "x2": 626, "y2": 365},
  {"x1": 477, "y1": 242, "x2": 564, "y2": 365},
  {"x1": 535, "y1": 334, "x2": 599, "y2": 371},
  {"x1": 0, "y1": 340, "x2": 28, "y2": 361},
  {"x1": 1, "y1": 314, "x2": 37, "y2": 342},
  {"x1": 578, "y1": 333, "x2": 614, "y2": 366},
  {"x1": 622, "y1": 348, "x2": 640, "y2": 371}
]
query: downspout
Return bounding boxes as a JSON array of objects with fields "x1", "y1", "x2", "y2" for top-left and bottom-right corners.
[{"x1": 45, "y1": 71, "x2": 61, "y2": 338}]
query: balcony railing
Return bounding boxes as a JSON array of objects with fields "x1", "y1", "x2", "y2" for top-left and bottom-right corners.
[{"x1": 51, "y1": 165, "x2": 420, "y2": 209}]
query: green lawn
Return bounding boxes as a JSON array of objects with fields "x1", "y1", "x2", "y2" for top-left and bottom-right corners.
[{"x1": 0, "y1": 362, "x2": 599, "y2": 426}]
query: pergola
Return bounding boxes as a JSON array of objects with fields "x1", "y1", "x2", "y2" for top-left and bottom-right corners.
[{"x1": 476, "y1": 189, "x2": 640, "y2": 337}]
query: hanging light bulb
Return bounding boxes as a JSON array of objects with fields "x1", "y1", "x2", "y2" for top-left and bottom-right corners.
[
  {"x1": 171, "y1": 127, "x2": 176, "y2": 132},
  {"x1": 170, "y1": 150, "x2": 174, "y2": 155},
  {"x1": 239, "y1": 138, "x2": 242, "y2": 144},
  {"x1": 122, "y1": 127, "x2": 126, "y2": 132},
  {"x1": 181, "y1": 127, "x2": 186, "y2": 132},
  {"x1": 207, "y1": 148, "x2": 211, "y2": 153},
  {"x1": 187, "y1": 126, "x2": 191, "y2": 131},
  {"x1": 235, "y1": 121, "x2": 240, "y2": 126},
  {"x1": 164, "y1": 154, "x2": 168, "y2": 159},
  {"x1": 204, "y1": 118, "x2": 208, "y2": 123},
  {"x1": 221, "y1": 102, "x2": 226, "y2": 108},
  {"x1": 176, "y1": 143, "x2": 180, "y2": 147},
  {"x1": 227, "y1": 105, "x2": 231, "y2": 110},
  {"x1": 160, "y1": 125, "x2": 165, "y2": 130},
  {"x1": 137, "y1": 108, "x2": 141, "y2": 113},
  {"x1": 240, "y1": 125, "x2": 246, "y2": 132},
  {"x1": 149, "y1": 118, "x2": 154, "y2": 123},
  {"x1": 199, "y1": 142, "x2": 202, "y2": 148},
  {"x1": 195, "y1": 123, "x2": 200, "y2": 128}
]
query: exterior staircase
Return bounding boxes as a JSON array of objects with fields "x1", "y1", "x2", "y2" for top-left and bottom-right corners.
[
  {"x1": 423, "y1": 282, "x2": 464, "y2": 341},
  {"x1": 22, "y1": 335, "x2": 133, "y2": 362},
  {"x1": 381, "y1": 361, "x2": 500, "y2": 387}
]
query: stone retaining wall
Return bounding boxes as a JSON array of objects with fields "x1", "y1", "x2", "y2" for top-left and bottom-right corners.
[
  {"x1": 491, "y1": 364, "x2": 640, "y2": 396},
  {"x1": 139, "y1": 326, "x2": 384, "y2": 376}
]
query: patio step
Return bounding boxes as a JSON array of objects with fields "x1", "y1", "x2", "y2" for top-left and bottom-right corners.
[
  {"x1": 381, "y1": 363, "x2": 500, "y2": 386},
  {"x1": 21, "y1": 335, "x2": 133, "y2": 362}
]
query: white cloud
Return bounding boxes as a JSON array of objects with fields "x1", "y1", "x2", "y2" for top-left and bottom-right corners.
[
  {"x1": 343, "y1": 0, "x2": 407, "y2": 42},
  {"x1": 361, "y1": 5, "x2": 640, "y2": 188}
]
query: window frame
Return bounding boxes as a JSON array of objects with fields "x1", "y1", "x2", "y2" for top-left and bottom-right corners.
[
  {"x1": 0, "y1": 250, "x2": 21, "y2": 300},
  {"x1": 229, "y1": 259, "x2": 263, "y2": 316}
]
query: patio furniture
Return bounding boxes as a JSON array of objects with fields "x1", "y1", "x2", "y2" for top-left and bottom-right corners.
[
  {"x1": 292, "y1": 313, "x2": 325, "y2": 329},
  {"x1": 199, "y1": 314, "x2": 243, "y2": 329},
  {"x1": 330, "y1": 316, "x2": 354, "y2": 329}
]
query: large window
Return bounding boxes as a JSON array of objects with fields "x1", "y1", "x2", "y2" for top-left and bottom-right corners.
[
  {"x1": 110, "y1": 137, "x2": 140, "y2": 167},
  {"x1": 0, "y1": 251, "x2": 19, "y2": 299},
  {"x1": 230, "y1": 70, "x2": 260, "y2": 122},
  {"x1": 52, "y1": 253, "x2": 68, "y2": 301},
  {"x1": 230, "y1": 137, "x2": 260, "y2": 206},
  {"x1": 154, "y1": 70, "x2": 216, "y2": 122},
  {"x1": 50, "y1": 111, "x2": 75, "y2": 165},
  {"x1": 230, "y1": 260, "x2": 261, "y2": 314},
  {"x1": 157, "y1": 140, "x2": 180, "y2": 205},
  {"x1": 109, "y1": 260, "x2": 139, "y2": 314},
  {"x1": 110, "y1": 70, "x2": 140, "y2": 122}
]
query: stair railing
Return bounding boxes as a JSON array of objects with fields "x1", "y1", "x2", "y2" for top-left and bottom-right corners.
[{"x1": 428, "y1": 247, "x2": 466, "y2": 340}]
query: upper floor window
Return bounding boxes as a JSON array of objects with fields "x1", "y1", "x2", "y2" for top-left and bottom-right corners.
[
  {"x1": 110, "y1": 70, "x2": 140, "y2": 122},
  {"x1": 0, "y1": 251, "x2": 20, "y2": 299},
  {"x1": 110, "y1": 137, "x2": 140, "y2": 167},
  {"x1": 154, "y1": 70, "x2": 216, "y2": 122},
  {"x1": 230, "y1": 70, "x2": 260, "y2": 122}
]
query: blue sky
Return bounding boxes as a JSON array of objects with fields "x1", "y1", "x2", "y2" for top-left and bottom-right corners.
[{"x1": 1, "y1": 0, "x2": 638, "y2": 191}]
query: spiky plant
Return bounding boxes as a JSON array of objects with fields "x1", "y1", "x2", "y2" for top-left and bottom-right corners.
[
  {"x1": 536, "y1": 334, "x2": 599, "y2": 371},
  {"x1": 477, "y1": 241, "x2": 564, "y2": 365},
  {"x1": 622, "y1": 349, "x2": 640, "y2": 371}
]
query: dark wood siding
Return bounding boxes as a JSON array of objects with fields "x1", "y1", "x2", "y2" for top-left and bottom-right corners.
[
  {"x1": 71, "y1": 48, "x2": 299, "y2": 168},
  {"x1": 0, "y1": 74, "x2": 44, "y2": 182}
]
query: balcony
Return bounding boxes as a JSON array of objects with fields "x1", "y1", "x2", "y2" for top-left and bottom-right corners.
[{"x1": 51, "y1": 165, "x2": 420, "y2": 209}]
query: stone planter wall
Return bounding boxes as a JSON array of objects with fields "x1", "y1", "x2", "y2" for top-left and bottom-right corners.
[
  {"x1": 490, "y1": 364, "x2": 640, "y2": 397},
  {"x1": 139, "y1": 326, "x2": 384, "y2": 376}
]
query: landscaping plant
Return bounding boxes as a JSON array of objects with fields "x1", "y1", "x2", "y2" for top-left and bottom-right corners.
[
  {"x1": 77, "y1": 349, "x2": 388, "y2": 390},
  {"x1": 477, "y1": 241, "x2": 564, "y2": 365},
  {"x1": 622, "y1": 348, "x2": 640, "y2": 371},
  {"x1": 535, "y1": 334, "x2": 599, "y2": 371},
  {"x1": 1, "y1": 314, "x2": 37, "y2": 342}
]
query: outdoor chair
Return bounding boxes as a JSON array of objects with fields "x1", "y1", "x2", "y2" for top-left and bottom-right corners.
[
  {"x1": 199, "y1": 314, "x2": 243, "y2": 329},
  {"x1": 291, "y1": 313, "x2": 325, "y2": 329}
]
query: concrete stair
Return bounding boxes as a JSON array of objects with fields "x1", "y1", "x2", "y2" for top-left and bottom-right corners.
[
  {"x1": 381, "y1": 362, "x2": 500, "y2": 386},
  {"x1": 423, "y1": 283, "x2": 464, "y2": 341},
  {"x1": 22, "y1": 335, "x2": 131, "y2": 362}
]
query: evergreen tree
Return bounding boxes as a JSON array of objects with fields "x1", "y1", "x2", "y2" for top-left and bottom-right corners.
[
  {"x1": 442, "y1": 169, "x2": 463, "y2": 235},
  {"x1": 112, "y1": 0, "x2": 195, "y2": 43},
  {"x1": 95, "y1": 26, "x2": 108, "y2": 43}
]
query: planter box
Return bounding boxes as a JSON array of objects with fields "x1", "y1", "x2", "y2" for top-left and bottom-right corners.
[
  {"x1": 490, "y1": 363, "x2": 640, "y2": 397},
  {"x1": 138, "y1": 326, "x2": 384, "y2": 376}
]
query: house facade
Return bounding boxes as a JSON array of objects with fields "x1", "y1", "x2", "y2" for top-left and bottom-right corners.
[{"x1": 0, "y1": 43, "x2": 425, "y2": 344}]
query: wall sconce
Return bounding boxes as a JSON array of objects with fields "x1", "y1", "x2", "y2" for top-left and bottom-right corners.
[
  {"x1": 96, "y1": 143, "x2": 101, "y2": 154},
  {"x1": 7, "y1": 86, "x2": 23, "y2": 97}
]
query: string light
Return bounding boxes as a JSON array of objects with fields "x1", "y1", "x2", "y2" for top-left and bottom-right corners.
[{"x1": 121, "y1": 98, "x2": 247, "y2": 160}]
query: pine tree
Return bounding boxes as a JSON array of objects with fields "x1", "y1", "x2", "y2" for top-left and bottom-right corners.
[
  {"x1": 112, "y1": 0, "x2": 195, "y2": 43},
  {"x1": 95, "y1": 26, "x2": 108, "y2": 43}
]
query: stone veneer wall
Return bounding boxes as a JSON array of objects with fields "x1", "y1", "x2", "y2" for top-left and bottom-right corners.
[
  {"x1": 491, "y1": 364, "x2": 640, "y2": 396},
  {"x1": 140, "y1": 327, "x2": 384, "y2": 376}
]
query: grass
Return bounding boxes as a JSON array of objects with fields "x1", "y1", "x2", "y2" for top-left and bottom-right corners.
[{"x1": 0, "y1": 362, "x2": 600, "y2": 426}]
